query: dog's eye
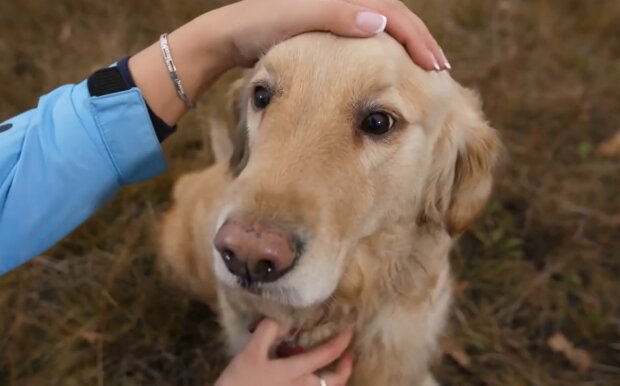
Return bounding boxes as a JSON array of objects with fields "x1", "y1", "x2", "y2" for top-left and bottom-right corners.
[
  {"x1": 253, "y1": 86, "x2": 272, "y2": 110},
  {"x1": 360, "y1": 112, "x2": 395, "y2": 136}
]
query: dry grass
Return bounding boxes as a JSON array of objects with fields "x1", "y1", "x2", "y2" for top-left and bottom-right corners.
[{"x1": 1, "y1": 1, "x2": 619, "y2": 385}]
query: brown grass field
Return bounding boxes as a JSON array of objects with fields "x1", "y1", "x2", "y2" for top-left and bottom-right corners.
[{"x1": 1, "y1": 0, "x2": 619, "y2": 385}]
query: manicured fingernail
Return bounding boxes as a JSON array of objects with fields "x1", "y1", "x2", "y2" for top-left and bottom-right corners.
[
  {"x1": 440, "y1": 49, "x2": 451, "y2": 70},
  {"x1": 430, "y1": 52, "x2": 441, "y2": 71},
  {"x1": 356, "y1": 11, "x2": 387, "y2": 34}
]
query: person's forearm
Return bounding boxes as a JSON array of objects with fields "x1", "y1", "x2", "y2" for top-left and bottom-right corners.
[
  {"x1": 0, "y1": 80, "x2": 166, "y2": 274},
  {"x1": 129, "y1": 9, "x2": 235, "y2": 126}
]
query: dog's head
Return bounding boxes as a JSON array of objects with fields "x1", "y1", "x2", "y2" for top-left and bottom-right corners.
[{"x1": 211, "y1": 33, "x2": 500, "y2": 308}]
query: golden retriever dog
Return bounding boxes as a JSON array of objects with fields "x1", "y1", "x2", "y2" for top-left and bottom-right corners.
[{"x1": 160, "y1": 32, "x2": 500, "y2": 385}]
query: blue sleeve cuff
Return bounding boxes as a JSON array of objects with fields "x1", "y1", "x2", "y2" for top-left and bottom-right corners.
[
  {"x1": 116, "y1": 56, "x2": 177, "y2": 142},
  {"x1": 89, "y1": 85, "x2": 167, "y2": 184}
]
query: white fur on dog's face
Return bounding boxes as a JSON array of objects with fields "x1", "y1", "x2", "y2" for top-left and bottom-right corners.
[{"x1": 211, "y1": 33, "x2": 497, "y2": 308}]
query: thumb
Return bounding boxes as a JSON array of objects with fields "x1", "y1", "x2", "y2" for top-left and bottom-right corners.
[
  {"x1": 246, "y1": 318, "x2": 287, "y2": 357},
  {"x1": 319, "y1": 1, "x2": 387, "y2": 37}
]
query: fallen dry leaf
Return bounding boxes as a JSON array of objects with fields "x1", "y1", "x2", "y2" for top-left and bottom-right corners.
[
  {"x1": 596, "y1": 130, "x2": 620, "y2": 157},
  {"x1": 548, "y1": 332, "x2": 592, "y2": 374},
  {"x1": 59, "y1": 22, "x2": 72, "y2": 43},
  {"x1": 441, "y1": 338, "x2": 472, "y2": 368},
  {"x1": 78, "y1": 330, "x2": 102, "y2": 344},
  {"x1": 452, "y1": 279, "x2": 470, "y2": 297},
  {"x1": 497, "y1": 0, "x2": 516, "y2": 13}
]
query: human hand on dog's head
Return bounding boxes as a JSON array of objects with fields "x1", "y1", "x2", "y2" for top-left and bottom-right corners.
[
  {"x1": 217, "y1": 0, "x2": 449, "y2": 71},
  {"x1": 130, "y1": 0, "x2": 448, "y2": 127},
  {"x1": 215, "y1": 319, "x2": 354, "y2": 386}
]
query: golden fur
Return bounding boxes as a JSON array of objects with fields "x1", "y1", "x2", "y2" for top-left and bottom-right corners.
[{"x1": 160, "y1": 32, "x2": 500, "y2": 385}]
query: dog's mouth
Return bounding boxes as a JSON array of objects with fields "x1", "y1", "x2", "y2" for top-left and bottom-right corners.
[
  {"x1": 237, "y1": 278, "x2": 264, "y2": 294},
  {"x1": 227, "y1": 275, "x2": 311, "y2": 307}
]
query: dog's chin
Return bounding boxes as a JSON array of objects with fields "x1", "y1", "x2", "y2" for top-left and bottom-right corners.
[
  {"x1": 222, "y1": 277, "x2": 336, "y2": 309},
  {"x1": 212, "y1": 254, "x2": 338, "y2": 308}
]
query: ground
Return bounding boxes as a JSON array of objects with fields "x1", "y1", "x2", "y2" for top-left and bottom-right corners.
[{"x1": 0, "y1": 1, "x2": 619, "y2": 385}]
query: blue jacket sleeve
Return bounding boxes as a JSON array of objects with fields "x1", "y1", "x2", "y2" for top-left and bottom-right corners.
[{"x1": 0, "y1": 78, "x2": 167, "y2": 274}]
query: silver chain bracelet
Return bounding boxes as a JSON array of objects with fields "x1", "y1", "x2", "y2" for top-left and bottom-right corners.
[{"x1": 159, "y1": 33, "x2": 196, "y2": 109}]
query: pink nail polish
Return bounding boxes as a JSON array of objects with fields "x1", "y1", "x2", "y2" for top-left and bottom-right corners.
[
  {"x1": 440, "y1": 49, "x2": 451, "y2": 70},
  {"x1": 356, "y1": 11, "x2": 387, "y2": 34},
  {"x1": 430, "y1": 52, "x2": 441, "y2": 71}
]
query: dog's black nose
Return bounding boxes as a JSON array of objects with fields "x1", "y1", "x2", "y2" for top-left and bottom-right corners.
[{"x1": 214, "y1": 219, "x2": 300, "y2": 283}]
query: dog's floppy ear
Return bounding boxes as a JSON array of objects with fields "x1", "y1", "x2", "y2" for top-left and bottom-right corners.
[
  {"x1": 228, "y1": 76, "x2": 250, "y2": 177},
  {"x1": 446, "y1": 116, "x2": 500, "y2": 236},
  {"x1": 422, "y1": 88, "x2": 501, "y2": 237}
]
